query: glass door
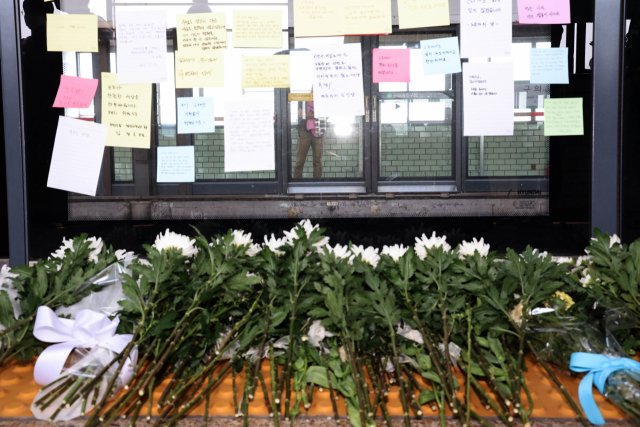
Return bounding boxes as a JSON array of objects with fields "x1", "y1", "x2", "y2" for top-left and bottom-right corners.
[{"x1": 372, "y1": 30, "x2": 459, "y2": 194}]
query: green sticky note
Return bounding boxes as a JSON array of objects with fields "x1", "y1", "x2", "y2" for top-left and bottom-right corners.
[{"x1": 544, "y1": 98, "x2": 584, "y2": 136}]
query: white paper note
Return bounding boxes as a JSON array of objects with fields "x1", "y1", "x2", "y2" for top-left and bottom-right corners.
[
  {"x1": 295, "y1": 36, "x2": 344, "y2": 49},
  {"x1": 312, "y1": 43, "x2": 365, "y2": 117},
  {"x1": 460, "y1": 0, "x2": 512, "y2": 58},
  {"x1": 157, "y1": 146, "x2": 195, "y2": 183},
  {"x1": 290, "y1": 51, "x2": 314, "y2": 92},
  {"x1": 116, "y1": 10, "x2": 167, "y2": 84},
  {"x1": 224, "y1": 100, "x2": 275, "y2": 172},
  {"x1": 463, "y1": 62, "x2": 514, "y2": 136},
  {"x1": 47, "y1": 116, "x2": 107, "y2": 196}
]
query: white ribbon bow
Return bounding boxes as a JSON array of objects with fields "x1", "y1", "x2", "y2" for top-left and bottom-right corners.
[{"x1": 33, "y1": 306, "x2": 137, "y2": 386}]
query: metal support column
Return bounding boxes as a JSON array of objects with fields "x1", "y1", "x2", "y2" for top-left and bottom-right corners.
[
  {"x1": 592, "y1": 0, "x2": 624, "y2": 235},
  {"x1": 1, "y1": 0, "x2": 28, "y2": 265}
]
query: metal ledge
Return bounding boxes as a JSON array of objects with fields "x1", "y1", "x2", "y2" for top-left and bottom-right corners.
[{"x1": 68, "y1": 196, "x2": 549, "y2": 220}]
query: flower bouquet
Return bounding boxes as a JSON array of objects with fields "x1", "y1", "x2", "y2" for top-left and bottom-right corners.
[{"x1": 528, "y1": 308, "x2": 640, "y2": 425}]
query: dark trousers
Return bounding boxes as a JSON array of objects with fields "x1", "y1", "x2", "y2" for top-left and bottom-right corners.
[{"x1": 293, "y1": 131, "x2": 324, "y2": 178}]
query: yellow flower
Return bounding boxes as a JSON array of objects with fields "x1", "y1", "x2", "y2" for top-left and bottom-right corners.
[{"x1": 553, "y1": 291, "x2": 575, "y2": 309}]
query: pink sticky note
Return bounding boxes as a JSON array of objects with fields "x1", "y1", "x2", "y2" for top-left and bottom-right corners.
[
  {"x1": 372, "y1": 49, "x2": 410, "y2": 84},
  {"x1": 517, "y1": 0, "x2": 571, "y2": 24},
  {"x1": 52, "y1": 75, "x2": 99, "y2": 109}
]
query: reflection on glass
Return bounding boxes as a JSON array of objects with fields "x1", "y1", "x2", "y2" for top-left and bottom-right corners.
[
  {"x1": 467, "y1": 38, "x2": 551, "y2": 178},
  {"x1": 378, "y1": 33, "x2": 455, "y2": 180},
  {"x1": 290, "y1": 101, "x2": 364, "y2": 180}
]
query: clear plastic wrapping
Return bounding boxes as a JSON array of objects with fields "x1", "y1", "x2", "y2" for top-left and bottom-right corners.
[
  {"x1": 55, "y1": 257, "x2": 134, "y2": 319},
  {"x1": 30, "y1": 345, "x2": 137, "y2": 421},
  {"x1": 528, "y1": 308, "x2": 640, "y2": 423}
]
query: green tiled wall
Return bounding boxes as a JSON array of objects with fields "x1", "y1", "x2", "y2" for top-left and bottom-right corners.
[
  {"x1": 113, "y1": 148, "x2": 133, "y2": 181},
  {"x1": 379, "y1": 124, "x2": 453, "y2": 178},
  {"x1": 194, "y1": 128, "x2": 275, "y2": 180},
  {"x1": 468, "y1": 123, "x2": 548, "y2": 177},
  {"x1": 291, "y1": 126, "x2": 364, "y2": 179}
]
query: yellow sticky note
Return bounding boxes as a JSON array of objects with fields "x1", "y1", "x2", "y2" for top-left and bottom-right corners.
[
  {"x1": 293, "y1": 0, "x2": 343, "y2": 37},
  {"x1": 242, "y1": 56, "x2": 290, "y2": 88},
  {"x1": 175, "y1": 49, "x2": 225, "y2": 89},
  {"x1": 342, "y1": 0, "x2": 392, "y2": 35},
  {"x1": 177, "y1": 13, "x2": 227, "y2": 51},
  {"x1": 543, "y1": 98, "x2": 584, "y2": 136},
  {"x1": 233, "y1": 10, "x2": 282, "y2": 48},
  {"x1": 46, "y1": 14, "x2": 98, "y2": 52},
  {"x1": 397, "y1": 0, "x2": 450, "y2": 29},
  {"x1": 101, "y1": 73, "x2": 152, "y2": 149}
]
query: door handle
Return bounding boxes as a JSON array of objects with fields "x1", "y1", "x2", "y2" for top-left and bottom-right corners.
[{"x1": 365, "y1": 95, "x2": 370, "y2": 123}]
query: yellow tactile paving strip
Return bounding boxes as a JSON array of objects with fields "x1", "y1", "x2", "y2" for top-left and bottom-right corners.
[{"x1": 0, "y1": 356, "x2": 628, "y2": 420}]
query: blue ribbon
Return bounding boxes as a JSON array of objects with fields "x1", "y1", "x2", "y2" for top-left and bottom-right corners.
[{"x1": 570, "y1": 352, "x2": 640, "y2": 425}]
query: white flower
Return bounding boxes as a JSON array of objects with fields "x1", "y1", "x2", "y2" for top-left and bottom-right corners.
[
  {"x1": 0, "y1": 265, "x2": 21, "y2": 328},
  {"x1": 307, "y1": 320, "x2": 335, "y2": 347},
  {"x1": 381, "y1": 244, "x2": 409, "y2": 262},
  {"x1": 349, "y1": 245, "x2": 380, "y2": 268},
  {"x1": 531, "y1": 248, "x2": 548, "y2": 259},
  {"x1": 245, "y1": 243, "x2": 262, "y2": 257},
  {"x1": 153, "y1": 229, "x2": 198, "y2": 258},
  {"x1": 580, "y1": 274, "x2": 591, "y2": 287},
  {"x1": 610, "y1": 234, "x2": 621, "y2": 247},
  {"x1": 576, "y1": 255, "x2": 592, "y2": 267},
  {"x1": 115, "y1": 249, "x2": 135, "y2": 261},
  {"x1": 0, "y1": 264, "x2": 17, "y2": 287},
  {"x1": 458, "y1": 238, "x2": 490, "y2": 259},
  {"x1": 283, "y1": 220, "x2": 330, "y2": 249},
  {"x1": 414, "y1": 232, "x2": 451, "y2": 260},
  {"x1": 263, "y1": 234, "x2": 287, "y2": 256},
  {"x1": 86, "y1": 237, "x2": 104, "y2": 263},
  {"x1": 552, "y1": 256, "x2": 573, "y2": 264},
  {"x1": 396, "y1": 322, "x2": 423, "y2": 344},
  {"x1": 136, "y1": 258, "x2": 152, "y2": 267},
  {"x1": 324, "y1": 244, "x2": 351, "y2": 260},
  {"x1": 50, "y1": 236, "x2": 103, "y2": 263},
  {"x1": 231, "y1": 230, "x2": 254, "y2": 247}
]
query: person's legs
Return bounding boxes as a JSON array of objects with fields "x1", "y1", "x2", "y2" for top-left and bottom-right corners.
[
  {"x1": 293, "y1": 131, "x2": 312, "y2": 178},
  {"x1": 311, "y1": 135, "x2": 325, "y2": 178}
]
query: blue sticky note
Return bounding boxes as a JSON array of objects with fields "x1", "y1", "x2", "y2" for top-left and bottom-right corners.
[
  {"x1": 530, "y1": 48, "x2": 569, "y2": 84},
  {"x1": 420, "y1": 37, "x2": 462, "y2": 76},
  {"x1": 157, "y1": 146, "x2": 195, "y2": 183},
  {"x1": 177, "y1": 97, "x2": 215, "y2": 134}
]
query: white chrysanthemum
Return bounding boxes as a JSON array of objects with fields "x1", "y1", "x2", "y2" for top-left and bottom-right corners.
[
  {"x1": 283, "y1": 220, "x2": 330, "y2": 249},
  {"x1": 50, "y1": 236, "x2": 103, "y2": 263},
  {"x1": 153, "y1": 229, "x2": 198, "y2": 258},
  {"x1": 325, "y1": 244, "x2": 351, "y2": 260},
  {"x1": 552, "y1": 256, "x2": 573, "y2": 264},
  {"x1": 591, "y1": 234, "x2": 621, "y2": 248},
  {"x1": 349, "y1": 245, "x2": 380, "y2": 268},
  {"x1": 231, "y1": 230, "x2": 254, "y2": 247},
  {"x1": 381, "y1": 244, "x2": 409, "y2": 262},
  {"x1": 263, "y1": 234, "x2": 287, "y2": 256},
  {"x1": 396, "y1": 322, "x2": 423, "y2": 344},
  {"x1": 115, "y1": 249, "x2": 135, "y2": 261},
  {"x1": 576, "y1": 255, "x2": 592, "y2": 267},
  {"x1": 0, "y1": 265, "x2": 21, "y2": 328},
  {"x1": 458, "y1": 238, "x2": 490, "y2": 259},
  {"x1": 414, "y1": 232, "x2": 451, "y2": 260},
  {"x1": 306, "y1": 320, "x2": 335, "y2": 347},
  {"x1": 531, "y1": 248, "x2": 549, "y2": 259},
  {"x1": 0, "y1": 264, "x2": 17, "y2": 287},
  {"x1": 580, "y1": 274, "x2": 591, "y2": 287},
  {"x1": 245, "y1": 243, "x2": 262, "y2": 257}
]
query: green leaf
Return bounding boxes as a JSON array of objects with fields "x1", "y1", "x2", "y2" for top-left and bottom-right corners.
[
  {"x1": 305, "y1": 366, "x2": 329, "y2": 388},
  {"x1": 33, "y1": 265, "x2": 48, "y2": 299},
  {"x1": 418, "y1": 388, "x2": 436, "y2": 404},
  {"x1": 421, "y1": 370, "x2": 441, "y2": 384},
  {"x1": 417, "y1": 354, "x2": 432, "y2": 371},
  {"x1": 0, "y1": 291, "x2": 16, "y2": 328}
]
